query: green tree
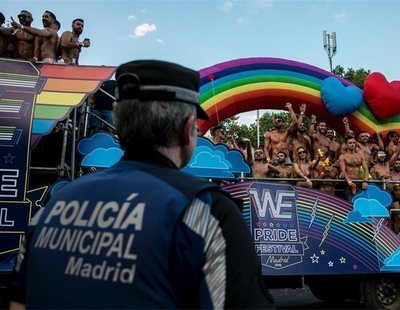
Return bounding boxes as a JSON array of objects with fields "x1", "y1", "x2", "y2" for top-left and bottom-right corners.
[
  {"x1": 219, "y1": 111, "x2": 295, "y2": 148},
  {"x1": 332, "y1": 65, "x2": 371, "y2": 89}
]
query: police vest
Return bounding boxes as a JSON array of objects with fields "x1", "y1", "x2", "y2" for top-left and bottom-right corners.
[{"x1": 26, "y1": 160, "x2": 219, "y2": 308}]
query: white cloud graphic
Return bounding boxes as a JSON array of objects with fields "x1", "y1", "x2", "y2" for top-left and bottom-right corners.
[
  {"x1": 156, "y1": 38, "x2": 165, "y2": 44},
  {"x1": 133, "y1": 23, "x2": 157, "y2": 38},
  {"x1": 128, "y1": 15, "x2": 136, "y2": 21}
]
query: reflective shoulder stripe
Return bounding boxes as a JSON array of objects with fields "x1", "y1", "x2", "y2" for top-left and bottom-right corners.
[
  {"x1": 30, "y1": 207, "x2": 45, "y2": 226},
  {"x1": 183, "y1": 198, "x2": 226, "y2": 308}
]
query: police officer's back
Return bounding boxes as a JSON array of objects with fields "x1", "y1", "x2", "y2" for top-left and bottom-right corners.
[{"x1": 9, "y1": 60, "x2": 274, "y2": 309}]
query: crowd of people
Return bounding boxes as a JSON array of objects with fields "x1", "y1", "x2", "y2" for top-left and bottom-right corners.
[
  {"x1": 0, "y1": 9, "x2": 90, "y2": 64},
  {"x1": 210, "y1": 103, "x2": 400, "y2": 231}
]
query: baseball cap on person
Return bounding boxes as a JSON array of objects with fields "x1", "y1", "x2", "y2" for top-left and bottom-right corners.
[
  {"x1": 115, "y1": 60, "x2": 209, "y2": 120},
  {"x1": 18, "y1": 10, "x2": 32, "y2": 18}
]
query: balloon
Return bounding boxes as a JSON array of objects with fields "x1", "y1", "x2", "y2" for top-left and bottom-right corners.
[
  {"x1": 321, "y1": 77, "x2": 363, "y2": 116},
  {"x1": 364, "y1": 72, "x2": 400, "y2": 120}
]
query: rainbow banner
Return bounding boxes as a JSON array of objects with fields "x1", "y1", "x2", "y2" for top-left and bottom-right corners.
[{"x1": 198, "y1": 57, "x2": 400, "y2": 136}]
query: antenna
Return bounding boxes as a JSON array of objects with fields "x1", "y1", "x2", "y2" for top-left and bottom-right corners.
[{"x1": 322, "y1": 30, "x2": 337, "y2": 72}]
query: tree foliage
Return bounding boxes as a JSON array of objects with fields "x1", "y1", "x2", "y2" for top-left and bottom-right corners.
[
  {"x1": 219, "y1": 111, "x2": 292, "y2": 148},
  {"x1": 332, "y1": 65, "x2": 371, "y2": 89}
]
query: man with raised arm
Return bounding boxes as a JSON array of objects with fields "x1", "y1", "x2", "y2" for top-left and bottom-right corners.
[
  {"x1": 264, "y1": 102, "x2": 297, "y2": 163},
  {"x1": 308, "y1": 115, "x2": 331, "y2": 159},
  {"x1": 291, "y1": 103, "x2": 312, "y2": 160},
  {"x1": 60, "y1": 18, "x2": 90, "y2": 65},
  {"x1": 11, "y1": 10, "x2": 58, "y2": 63}
]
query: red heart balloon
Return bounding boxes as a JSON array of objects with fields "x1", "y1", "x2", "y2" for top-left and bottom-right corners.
[{"x1": 364, "y1": 72, "x2": 400, "y2": 120}]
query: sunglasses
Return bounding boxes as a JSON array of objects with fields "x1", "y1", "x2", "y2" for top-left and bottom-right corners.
[
  {"x1": 298, "y1": 151, "x2": 305, "y2": 155},
  {"x1": 18, "y1": 15, "x2": 29, "y2": 18},
  {"x1": 254, "y1": 151, "x2": 263, "y2": 155}
]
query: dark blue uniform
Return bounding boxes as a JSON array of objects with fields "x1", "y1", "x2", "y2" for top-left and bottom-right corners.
[{"x1": 10, "y1": 152, "x2": 274, "y2": 308}]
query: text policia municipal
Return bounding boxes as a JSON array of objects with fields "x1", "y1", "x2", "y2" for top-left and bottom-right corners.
[{"x1": 34, "y1": 193, "x2": 145, "y2": 284}]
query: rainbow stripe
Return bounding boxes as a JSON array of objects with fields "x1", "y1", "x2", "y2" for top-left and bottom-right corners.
[
  {"x1": 198, "y1": 57, "x2": 399, "y2": 136},
  {"x1": 32, "y1": 64, "x2": 116, "y2": 146}
]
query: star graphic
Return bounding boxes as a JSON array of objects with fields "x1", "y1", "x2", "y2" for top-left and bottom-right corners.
[
  {"x1": 310, "y1": 254, "x2": 319, "y2": 264},
  {"x1": 320, "y1": 250, "x2": 325, "y2": 255},
  {"x1": 263, "y1": 222, "x2": 268, "y2": 227},
  {"x1": 276, "y1": 223, "x2": 281, "y2": 228},
  {"x1": 353, "y1": 264, "x2": 358, "y2": 270},
  {"x1": 339, "y1": 257, "x2": 346, "y2": 264},
  {"x1": 282, "y1": 223, "x2": 288, "y2": 228},
  {"x1": 256, "y1": 222, "x2": 260, "y2": 227},
  {"x1": 269, "y1": 222, "x2": 274, "y2": 227},
  {"x1": 3, "y1": 153, "x2": 15, "y2": 164},
  {"x1": 328, "y1": 261, "x2": 334, "y2": 267}
]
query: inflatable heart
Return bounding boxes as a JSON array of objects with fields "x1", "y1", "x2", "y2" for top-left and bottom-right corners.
[
  {"x1": 321, "y1": 77, "x2": 363, "y2": 116},
  {"x1": 363, "y1": 72, "x2": 400, "y2": 120}
]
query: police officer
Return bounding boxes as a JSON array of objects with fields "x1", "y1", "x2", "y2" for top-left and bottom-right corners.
[{"x1": 9, "y1": 60, "x2": 275, "y2": 309}]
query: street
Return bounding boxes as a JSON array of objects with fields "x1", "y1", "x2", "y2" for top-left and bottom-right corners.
[{"x1": 271, "y1": 286, "x2": 365, "y2": 309}]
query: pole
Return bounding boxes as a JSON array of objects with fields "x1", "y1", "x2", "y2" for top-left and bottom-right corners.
[
  {"x1": 323, "y1": 31, "x2": 337, "y2": 73},
  {"x1": 256, "y1": 109, "x2": 260, "y2": 147}
]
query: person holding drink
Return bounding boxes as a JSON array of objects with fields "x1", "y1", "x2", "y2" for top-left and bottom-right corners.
[{"x1": 60, "y1": 18, "x2": 90, "y2": 65}]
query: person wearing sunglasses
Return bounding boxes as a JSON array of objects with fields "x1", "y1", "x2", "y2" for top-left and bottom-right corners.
[
  {"x1": 248, "y1": 147, "x2": 280, "y2": 179},
  {"x1": 293, "y1": 147, "x2": 320, "y2": 188},
  {"x1": 0, "y1": 10, "x2": 35, "y2": 60},
  {"x1": 11, "y1": 10, "x2": 58, "y2": 63}
]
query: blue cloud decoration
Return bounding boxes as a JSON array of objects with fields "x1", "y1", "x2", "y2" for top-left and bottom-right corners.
[
  {"x1": 321, "y1": 77, "x2": 363, "y2": 116},
  {"x1": 182, "y1": 137, "x2": 251, "y2": 179},
  {"x1": 343, "y1": 184, "x2": 392, "y2": 223},
  {"x1": 77, "y1": 132, "x2": 124, "y2": 168}
]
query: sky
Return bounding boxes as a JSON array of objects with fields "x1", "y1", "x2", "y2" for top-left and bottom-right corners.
[{"x1": 3, "y1": 0, "x2": 400, "y2": 125}]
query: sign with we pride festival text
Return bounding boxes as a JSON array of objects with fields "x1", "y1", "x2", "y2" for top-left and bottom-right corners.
[{"x1": 247, "y1": 182, "x2": 305, "y2": 271}]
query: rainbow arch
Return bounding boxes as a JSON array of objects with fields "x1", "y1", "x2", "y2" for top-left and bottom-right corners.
[{"x1": 198, "y1": 57, "x2": 400, "y2": 137}]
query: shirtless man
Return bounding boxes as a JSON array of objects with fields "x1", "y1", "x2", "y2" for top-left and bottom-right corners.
[
  {"x1": 250, "y1": 148, "x2": 280, "y2": 179},
  {"x1": 0, "y1": 10, "x2": 35, "y2": 60},
  {"x1": 339, "y1": 137, "x2": 369, "y2": 198},
  {"x1": 11, "y1": 10, "x2": 58, "y2": 63},
  {"x1": 389, "y1": 159, "x2": 400, "y2": 233},
  {"x1": 34, "y1": 19, "x2": 60, "y2": 62},
  {"x1": 273, "y1": 151, "x2": 293, "y2": 179},
  {"x1": 60, "y1": 18, "x2": 90, "y2": 65},
  {"x1": 344, "y1": 117, "x2": 383, "y2": 167},
  {"x1": 291, "y1": 103, "x2": 312, "y2": 160},
  {"x1": 326, "y1": 129, "x2": 341, "y2": 158},
  {"x1": 386, "y1": 131, "x2": 399, "y2": 159},
  {"x1": 308, "y1": 115, "x2": 331, "y2": 159},
  {"x1": 264, "y1": 102, "x2": 296, "y2": 163},
  {"x1": 370, "y1": 147, "x2": 400, "y2": 185}
]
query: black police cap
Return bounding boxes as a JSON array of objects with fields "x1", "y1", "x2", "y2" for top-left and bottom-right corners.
[{"x1": 115, "y1": 59, "x2": 208, "y2": 120}]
